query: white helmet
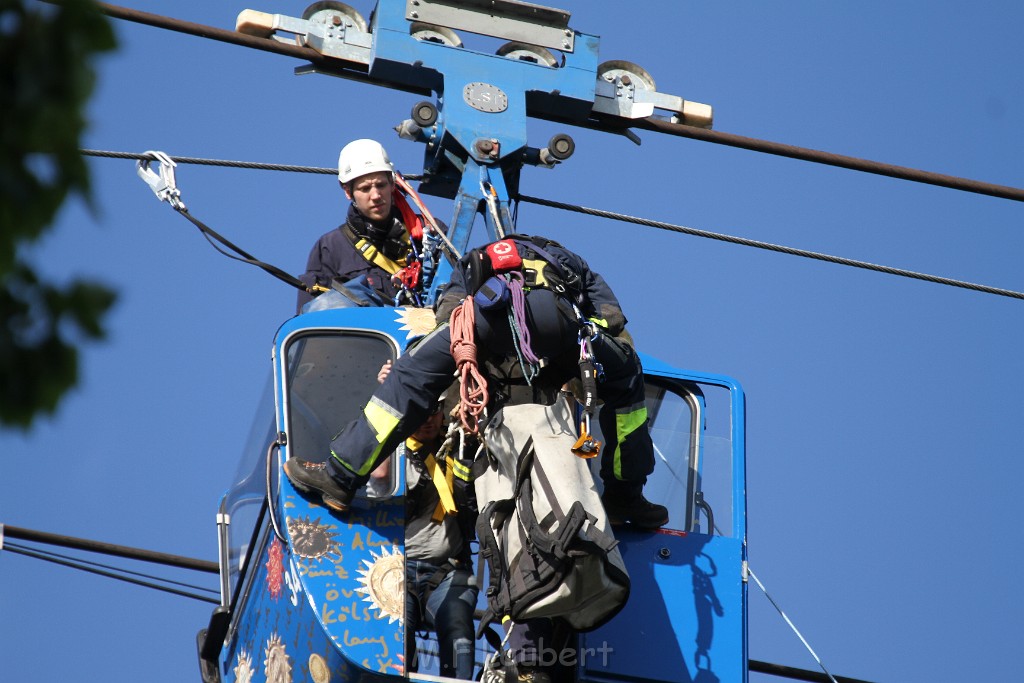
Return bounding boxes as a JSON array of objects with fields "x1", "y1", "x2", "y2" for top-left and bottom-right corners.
[{"x1": 337, "y1": 139, "x2": 394, "y2": 184}]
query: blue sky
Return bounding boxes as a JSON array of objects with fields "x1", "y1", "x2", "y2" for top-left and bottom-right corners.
[{"x1": 2, "y1": 2, "x2": 1022, "y2": 682}]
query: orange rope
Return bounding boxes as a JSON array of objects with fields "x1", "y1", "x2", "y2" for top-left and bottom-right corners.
[{"x1": 450, "y1": 299, "x2": 488, "y2": 433}]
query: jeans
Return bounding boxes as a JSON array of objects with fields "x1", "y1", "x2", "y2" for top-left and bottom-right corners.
[{"x1": 406, "y1": 560, "x2": 479, "y2": 679}]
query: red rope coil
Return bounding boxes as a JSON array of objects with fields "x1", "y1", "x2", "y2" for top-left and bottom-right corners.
[{"x1": 449, "y1": 299, "x2": 488, "y2": 433}]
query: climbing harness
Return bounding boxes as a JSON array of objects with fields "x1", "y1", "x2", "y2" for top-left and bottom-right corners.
[
  {"x1": 450, "y1": 299, "x2": 489, "y2": 433},
  {"x1": 135, "y1": 151, "x2": 310, "y2": 294}
]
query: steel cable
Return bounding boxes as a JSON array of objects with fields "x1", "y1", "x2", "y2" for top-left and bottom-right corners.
[
  {"x1": 517, "y1": 194, "x2": 1024, "y2": 300},
  {"x1": 81, "y1": 148, "x2": 1023, "y2": 300}
]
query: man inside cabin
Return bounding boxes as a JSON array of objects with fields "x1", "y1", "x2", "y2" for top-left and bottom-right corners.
[
  {"x1": 296, "y1": 138, "x2": 429, "y2": 312},
  {"x1": 286, "y1": 233, "x2": 669, "y2": 530},
  {"x1": 368, "y1": 365, "x2": 479, "y2": 680}
]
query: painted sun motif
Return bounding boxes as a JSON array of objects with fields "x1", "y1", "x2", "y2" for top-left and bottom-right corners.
[
  {"x1": 264, "y1": 633, "x2": 292, "y2": 683},
  {"x1": 355, "y1": 545, "x2": 405, "y2": 624},
  {"x1": 395, "y1": 306, "x2": 437, "y2": 339},
  {"x1": 234, "y1": 649, "x2": 255, "y2": 683},
  {"x1": 308, "y1": 653, "x2": 331, "y2": 683},
  {"x1": 286, "y1": 515, "x2": 341, "y2": 561}
]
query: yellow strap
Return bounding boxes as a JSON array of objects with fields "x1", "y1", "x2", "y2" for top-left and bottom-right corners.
[
  {"x1": 425, "y1": 453, "x2": 458, "y2": 523},
  {"x1": 354, "y1": 237, "x2": 407, "y2": 275}
]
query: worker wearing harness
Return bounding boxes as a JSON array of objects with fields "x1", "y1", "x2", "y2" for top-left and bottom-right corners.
[
  {"x1": 296, "y1": 139, "x2": 428, "y2": 312},
  {"x1": 394, "y1": 399, "x2": 478, "y2": 680},
  {"x1": 286, "y1": 235, "x2": 668, "y2": 529}
]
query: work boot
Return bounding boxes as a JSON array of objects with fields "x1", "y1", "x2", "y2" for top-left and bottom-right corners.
[
  {"x1": 602, "y1": 488, "x2": 668, "y2": 530},
  {"x1": 284, "y1": 458, "x2": 355, "y2": 513}
]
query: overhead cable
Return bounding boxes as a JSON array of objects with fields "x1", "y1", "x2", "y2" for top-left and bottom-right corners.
[
  {"x1": 518, "y1": 194, "x2": 1024, "y2": 301},
  {"x1": 74, "y1": 2, "x2": 1024, "y2": 204},
  {"x1": 4, "y1": 543, "x2": 219, "y2": 605},
  {"x1": 631, "y1": 115, "x2": 1024, "y2": 203},
  {"x1": 3, "y1": 523, "x2": 218, "y2": 573},
  {"x1": 82, "y1": 149, "x2": 1022, "y2": 301}
]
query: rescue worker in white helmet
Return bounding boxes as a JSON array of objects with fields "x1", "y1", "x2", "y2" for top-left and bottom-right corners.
[
  {"x1": 286, "y1": 234, "x2": 669, "y2": 530},
  {"x1": 297, "y1": 139, "x2": 431, "y2": 311}
]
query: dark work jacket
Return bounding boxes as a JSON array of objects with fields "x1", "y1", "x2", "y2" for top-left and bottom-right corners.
[
  {"x1": 296, "y1": 204, "x2": 415, "y2": 312},
  {"x1": 434, "y1": 234, "x2": 627, "y2": 336}
]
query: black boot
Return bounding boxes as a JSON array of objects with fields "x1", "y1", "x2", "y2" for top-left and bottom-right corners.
[
  {"x1": 601, "y1": 484, "x2": 668, "y2": 530},
  {"x1": 284, "y1": 458, "x2": 355, "y2": 513}
]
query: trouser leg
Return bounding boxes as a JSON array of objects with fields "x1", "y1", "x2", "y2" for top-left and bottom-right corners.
[
  {"x1": 327, "y1": 323, "x2": 456, "y2": 489},
  {"x1": 406, "y1": 561, "x2": 425, "y2": 673},
  {"x1": 505, "y1": 618, "x2": 554, "y2": 670},
  {"x1": 592, "y1": 332, "x2": 654, "y2": 489},
  {"x1": 427, "y1": 569, "x2": 479, "y2": 680}
]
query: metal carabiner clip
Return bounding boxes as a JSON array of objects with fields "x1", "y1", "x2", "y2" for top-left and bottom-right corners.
[{"x1": 136, "y1": 150, "x2": 185, "y2": 210}]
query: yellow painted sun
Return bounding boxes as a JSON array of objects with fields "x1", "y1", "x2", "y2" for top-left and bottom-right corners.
[
  {"x1": 395, "y1": 307, "x2": 437, "y2": 339},
  {"x1": 355, "y1": 545, "x2": 405, "y2": 624}
]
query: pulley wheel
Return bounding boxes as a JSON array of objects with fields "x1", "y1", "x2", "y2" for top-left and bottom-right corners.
[
  {"x1": 597, "y1": 60, "x2": 656, "y2": 90},
  {"x1": 301, "y1": 1, "x2": 368, "y2": 33},
  {"x1": 410, "y1": 22, "x2": 463, "y2": 47},
  {"x1": 496, "y1": 41, "x2": 558, "y2": 68}
]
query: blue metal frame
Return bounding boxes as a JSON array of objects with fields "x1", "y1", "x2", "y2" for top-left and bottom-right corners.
[{"x1": 369, "y1": 0, "x2": 600, "y2": 257}]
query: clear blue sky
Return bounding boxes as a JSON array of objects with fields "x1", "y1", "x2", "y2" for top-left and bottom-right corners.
[{"x1": 3, "y1": 2, "x2": 1022, "y2": 682}]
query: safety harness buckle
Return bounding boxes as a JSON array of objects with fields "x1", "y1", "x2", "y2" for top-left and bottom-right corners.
[{"x1": 136, "y1": 150, "x2": 185, "y2": 211}]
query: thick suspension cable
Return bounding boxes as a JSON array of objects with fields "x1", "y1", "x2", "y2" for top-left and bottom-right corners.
[
  {"x1": 630, "y1": 116, "x2": 1024, "y2": 203},
  {"x1": 518, "y1": 194, "x2": 1024, "y2": 301},
  {"x1": 3, "y1": 523, "x2": 218, "y2": 573},
  {"x1": 74, "y1": 2, "x2": 1024, "y2": 204}
]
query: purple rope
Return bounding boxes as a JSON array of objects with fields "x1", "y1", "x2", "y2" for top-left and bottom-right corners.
[{"x1": 506, "y1": 272, "x2": 541, "y2": 365}]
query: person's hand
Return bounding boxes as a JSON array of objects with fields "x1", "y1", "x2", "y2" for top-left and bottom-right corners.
[{"x1": 377, "y1": 360, "x2": 392, "y2": 384}]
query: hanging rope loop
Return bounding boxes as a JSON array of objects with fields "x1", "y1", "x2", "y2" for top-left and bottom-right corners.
[{"x1": 449, "y1": 299, "x2": 488, "y2": 433}]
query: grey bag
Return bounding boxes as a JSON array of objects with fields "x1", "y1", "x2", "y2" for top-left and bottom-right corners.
[{"x1": 475, "y1": 400, "x2": 630, "y2": 633}]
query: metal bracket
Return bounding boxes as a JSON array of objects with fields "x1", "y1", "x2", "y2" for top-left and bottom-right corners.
[
  {"x1": 405, "y1": 0, "x2": 574, "y2": 52},
  {"x1": 236, "y1": 7, "x2": 372, "y2": 63},
  {"x1": 136, "y1": 151, "x2": 185, "y2": 210}
]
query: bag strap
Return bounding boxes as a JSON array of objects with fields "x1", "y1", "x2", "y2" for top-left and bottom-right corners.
[
  {"x1": 475, "y1": 436, "x2": 536, "y2": 635},
  {"x1": 508, "y1": 236, "x2": 585, "y2": 304}
]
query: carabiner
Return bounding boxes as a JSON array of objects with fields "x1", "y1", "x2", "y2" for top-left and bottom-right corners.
[
  {"x1": 571, "y1": 415, "x2": 601, "y2": 458},
  {"x1": 136, "y1": 150, "x2": 185, "y2": 211}
]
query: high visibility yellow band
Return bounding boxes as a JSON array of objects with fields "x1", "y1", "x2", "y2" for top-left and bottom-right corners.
[
  {"x1": 451, "y1": 459, "x2": 472, "y2": 482},
  {"x1": 426, "y1": 454, "x2": 458, "y2": 523},
  {"x1": 354, "y1": 237, "x2": 407, "y2": 275},
  {"x1": 353, "y1": 398, "x2": 403, "y2": 475},
  {"x1": 613, "y1": 405, "x2": 649, "y2": 479}
]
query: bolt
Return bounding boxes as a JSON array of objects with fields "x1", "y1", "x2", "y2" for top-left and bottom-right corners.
[
  {"x1": 477, "y1": 139, "x2": 494, "y2": 154},
  {"x1": 411, "y1": 11, "x2": 419, "y2": 19},
  {"x1": 563, "y1": 40, "x2": 570, "y2": 49},
  {"x1": 331, "y1": 15, "x2": 342, "y2": 26},
  {"x1": 621, "y1": 74, "x2": 632, "y2": 86},
  {"x1": 658, "y1": 547, "x2": 671, "y2": 560}
]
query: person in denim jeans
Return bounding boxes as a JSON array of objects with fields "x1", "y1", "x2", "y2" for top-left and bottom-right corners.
[
  {"x1": 403, "y1": 405, "x2": 479, "y2": 679},
  {"x1": 368, "y1": 371, "x2": 478, "y2": 679}
]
